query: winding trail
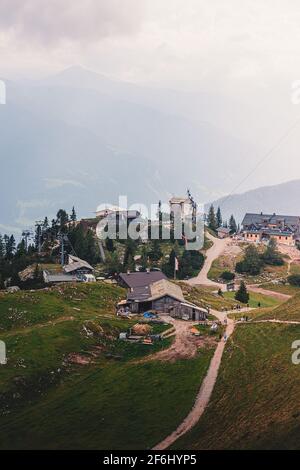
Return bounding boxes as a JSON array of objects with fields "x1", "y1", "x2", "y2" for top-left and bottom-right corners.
[
  {"x1": 154, "y1": 232, "x2": 237, "y2": 450},
  {"x1": 153, "y1": 309, "x2": 234, "y2": 450},
  {"x1": 248, "y1": 319, "x2": 300, "y2": 325},
  {"x1": 187, "y1": 232, "x2": 231, "y2": 290}
]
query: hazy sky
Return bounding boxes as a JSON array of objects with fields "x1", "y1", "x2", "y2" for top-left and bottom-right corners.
[
  {"x1": 2, "y1": 0, "x2": 300, "y2": 231},
  {"x1": 1, "y1": 0, "x2": 300, "y2": 91}
]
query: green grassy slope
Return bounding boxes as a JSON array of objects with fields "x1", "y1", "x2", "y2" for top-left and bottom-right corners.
[
  {"x1": 179, "y1": 283, "x2": 242, "y2": 311},
  {"x1": 0, "y1": 283, "x2": 125, "y2": 331},
  {"x1": 174, "y1": 323, "x2": 300, "y2": 450},
  {"x1": 0, "y1": 352, "x2": 213, "y2": 450},
  {"x1": 0, "y1": 282, "x2": 215, "y2": 449},
  {"x1": 224, "y1": 291, "x2": 282, "y2": 308},
  {"x1": 253, "y1": 293, "x2": 300, "y2": 321}
]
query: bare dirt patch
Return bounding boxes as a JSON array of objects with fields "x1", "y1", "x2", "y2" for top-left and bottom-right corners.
[
  {"x1": 143, "y1": 317, "x2": 217, "y2": 362},
  {"x1": 66, "y1": 353, "x2": 92, "y2": 365}
]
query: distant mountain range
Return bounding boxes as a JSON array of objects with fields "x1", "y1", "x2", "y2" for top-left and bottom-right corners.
[
  {"x1": 1, "y1": 66, "x2": 298, "y2": 235},
  {"x1": 207, "y1": 179, "x2": 300, "y2": 224},
  {"x1": 0, "y1": 66, "x2": 259, "y2": 234}
]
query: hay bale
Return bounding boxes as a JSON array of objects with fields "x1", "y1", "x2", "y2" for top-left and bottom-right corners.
[{"x1": 132, "y1": 323, "x2": 152, "y2": 336}]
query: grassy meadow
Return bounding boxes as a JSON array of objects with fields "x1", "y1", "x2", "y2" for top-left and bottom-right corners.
[
  {"x1": 174, "y1": 322, "x2": 300, "y2": 450},
  {"x1": 0, "y1": 282, "x2": 214, "y2": 449}
]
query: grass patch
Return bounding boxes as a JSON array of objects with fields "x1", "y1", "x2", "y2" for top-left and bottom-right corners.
[
  {"x1": 179, "y1": 283, "x2": 241, "y2": 311},
  {"x1": 174, "y1": 323, "x2": 300, "y2": 449},
  {"x1": 0, "y1": 283, "x2": 126, "y2": 332},
  {"x1": 289, "y1": 263, "x2": 300, "y2": 276},
  {"x1": 259, "y1": 282, "x2": 299, "y2": 296},
  {"x1": 223, "y1": 291, "x2": 281, "y2": 309},
  {"x1": 253, "y1": 293, "x2": 300, "y2": 321},
  {"x1": 0, "y1": 281, "x2": 216, "y2": 449},
  {"x1": 0, "y1": 350, "x2": 213, "y2": 449}
]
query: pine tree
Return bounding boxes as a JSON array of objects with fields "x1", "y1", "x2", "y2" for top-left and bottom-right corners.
[
  {"x1": 235, "y1": 281, "x2": 249, "y2": 303},
  {"x1": 126, "y1": 254, "x2": 136, "y2": 272},
  {"x1": 105, "y1": 238, "x2": 114, "y2": 252},
  {"x1": 0, "y1": 235, "x2": 4, "y2": 259},
  {"x1": 56, "y1": 209, "x2": 69, "y2": 228},
  {"x1": 123, "y1": 239, "x2": 136, "y2": 269},
  {"x1": 216, "y1": 207, "x2": 222, "y2": 228},
  {"x1": 148, "y1": 239, "x2": 162, "y2": 262},
  {"x1": 16, "y1": 239, "x2": 26, "y2": 257},
  {"x1": 207, "y1": 205, "x2": 217, "y2": 232},
  {"x1": 4, "y1": 235, "x2": 16, "y2": 259},
  {"x1": 229, "y1": 215, "x2": 237, "y2": 234},
  {"x1": 140, "y1": 245, "x2": 149, "y2": 271},
  {"x1": 262, "y1": 237, "x2": 284, "y2": 266},
  {"x1": 107, "y1": 252, "x2": 122, "y2": 276},
  {"x1": 43, "y1": 217, "x2": 49, "y2": 230}
]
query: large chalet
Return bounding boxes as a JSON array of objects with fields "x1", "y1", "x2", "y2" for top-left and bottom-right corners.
[{"x1": 241, "y1": 212, "x2": 300, "y2": 246}]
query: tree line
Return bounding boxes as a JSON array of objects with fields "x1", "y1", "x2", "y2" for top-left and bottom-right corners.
[{"x1": 207, "y1": 205, "x2": 238, "y2": 234}]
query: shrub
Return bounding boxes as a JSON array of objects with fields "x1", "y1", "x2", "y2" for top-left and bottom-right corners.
[
  {"x1": 220, "y1": 271, "x2": 235, "y2": 281},
  {"x1": 261, "y1": 238, "x2": 284, "y2": 266},
  {"x1": 235, "y1": 245, "x2": 263, "y2": 276},
  {"x1": 288, "y1": 274, "x2": 300, "y2": 287}
]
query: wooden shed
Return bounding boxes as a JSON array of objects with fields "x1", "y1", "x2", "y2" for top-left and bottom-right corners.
[{"x1": 171, "y1": 302, "x2": 207, "y2": 321}]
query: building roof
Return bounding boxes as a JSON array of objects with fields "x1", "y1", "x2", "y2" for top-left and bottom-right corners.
[
  {"x1": 119, "y1": 271, "x2": 167, "y2": 289},
  {"x1": 96, "y1": 205, "x2": 140, "y2": 219},
  {"x1": 169, "y1": 197, "x2": 190, "y2": 205},
  {"x1": 242, "y1": 213, "x2": 300, "y2": 227},
  {"x1": 262, "y1": 229, "x2": 294, "y2": 236},
  {"x1": 126, "y1": 279, "x2": 185, "y2": 303},
  {"x1": 245, "y1": 227, "x2": 294, "y2": 235},
  {"x1": 127, "y1": 285, "x2": 151, "y2": 302},
  {"x1": 149, "y1": 279, "x2": 185, "y2": 302},
  {"x1": 217, "y1": 226, "x2": 230, "y2": 233},
  {"x1": 96, "y1": 204, "x2": 126, "y2": 213},
  {"x1": 64, "y1": 255, "x2": 94, "y2": 273},
  {"x1": 179, "y1": 301, "x2": 208, "y2": 312}
]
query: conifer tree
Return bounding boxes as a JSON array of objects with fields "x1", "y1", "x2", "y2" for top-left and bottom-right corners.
[
  {"x1": 235, "y1": 281, "x2": 249, "y2": 303},
  {"x1": 229, "y1": 215, "x2": 237, "y2": 234},
  {"x1": 216, "y1": 207, "x2": 222, "y2": 228},
  {"x1": 207, "y1": 205, "x2": 217, "y2": 232}
]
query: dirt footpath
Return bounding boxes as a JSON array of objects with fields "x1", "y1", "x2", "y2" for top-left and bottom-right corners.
[
  {"x1": 153, "y1": 310, "x2": 234, "y2": 450},
  {"x1": 187, "y1": 233, "x2": 231, "y2": 290},
  {"x1": 247, "y1": 284, "x2": 291, "y2": 301}
]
